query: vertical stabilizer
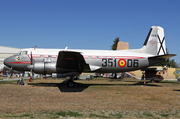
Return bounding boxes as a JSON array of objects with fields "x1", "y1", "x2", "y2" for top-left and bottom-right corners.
[{"x1": 141, "y1": 26, "x2": 166, "y2": 55}]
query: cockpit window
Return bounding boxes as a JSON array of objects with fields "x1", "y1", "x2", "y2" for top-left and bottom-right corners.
[
  {"x1": 18, "y1": 51, "x2": 27, "y2": 56},
  {"x1": 21, "y1": 51, "x2": 27, "y2": 55},
  {"x1": 17, "y1": 52, "x2": 21, "y2": 56}
]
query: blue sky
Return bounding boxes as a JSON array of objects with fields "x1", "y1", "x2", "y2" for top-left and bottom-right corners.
[{"x1": 0, "y1": 0, "x2": 180, "y2": 64}]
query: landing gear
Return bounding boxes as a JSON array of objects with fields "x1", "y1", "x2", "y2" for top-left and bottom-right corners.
[
  {"x1": 17, "y1": 73, "x2": 24, "y2": 85},
  {"x1": 150, "y1": 77, "x2": 159, "y2": 83},
  {"x1": 66, "y1": 76, "x2": 75, "y2": 88},
  {"x1": 29, "y1": 69, "x2": 33, "y2": 82},
  {"x1": 17, "y1": 79, "x2": 24, "y2": 85},
  {"x1": 113, "y1": 73, "x2": 117, "y2": 79},
  {"x1": 74, "y1": 76, "x2": 79, "y2": 80},
  {"x1": 67, "y1": 80, "x2": 75, "y2": 87},
  {"x1": 150, "y1": 79, "x2": 154, "y2": 83}
]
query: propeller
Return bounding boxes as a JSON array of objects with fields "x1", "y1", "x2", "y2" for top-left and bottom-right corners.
[
  {"x1": 31, "y1": 51, "x2": 33, "y2": 65},
  {"x1": 43, "y1": 59, "x2": 47, "y2": 79},
  {"x1": 29, "y1": 51, "x2": 33, "y2": 82}
]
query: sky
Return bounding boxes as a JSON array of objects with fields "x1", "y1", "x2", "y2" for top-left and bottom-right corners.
[{"x1": 0, "y1": 0, "x2": 180, "y2": 64}]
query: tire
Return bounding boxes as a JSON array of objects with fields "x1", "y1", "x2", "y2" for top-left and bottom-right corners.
[
  {"x1": 150, "y1": 79, "x2": 154, "y2": 83},
  {"x1": 67, "y1": 80, "x2": 75, "y2": 88},
  {"x1": 17, "y1": 80, "x2": 20, "y2": 84},
  {"x1": 17, "y1": 80, "x2": 24, "y2": 85}
]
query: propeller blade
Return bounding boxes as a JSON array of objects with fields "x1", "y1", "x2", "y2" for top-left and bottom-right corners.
[{"x1": 31, "y1": 51, "x2": 33, "y2": 65}]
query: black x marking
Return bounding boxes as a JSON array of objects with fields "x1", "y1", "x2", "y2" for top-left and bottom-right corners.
[{"x1": 157, "y1": 35, "x2": 166, "y2": 55}]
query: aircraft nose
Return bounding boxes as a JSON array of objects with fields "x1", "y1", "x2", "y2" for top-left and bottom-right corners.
[{"x1": 4, "y1": 56, "x2": 16, "y2": 68}]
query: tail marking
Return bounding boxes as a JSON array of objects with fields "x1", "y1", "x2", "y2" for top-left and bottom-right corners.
[{"x1": 157, "y1": 35, "x2": 165, "y2": 55}]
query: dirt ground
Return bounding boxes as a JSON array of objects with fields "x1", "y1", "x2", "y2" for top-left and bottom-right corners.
[{"x1": 0, "y1": 77, "x2": 180, "y2": 118}]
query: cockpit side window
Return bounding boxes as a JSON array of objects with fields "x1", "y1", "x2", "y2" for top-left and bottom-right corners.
[
  {"x1": 21, "y1": 51, "x2": 27, "y2": 55},
  {"x1": 17, "y1": 51, "x2": 21, "y2": 56},
  {"x1": 18, "y1": 51, "x2": 27, "y2": 56}
]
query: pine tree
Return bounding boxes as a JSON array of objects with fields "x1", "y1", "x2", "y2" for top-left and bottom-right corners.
[{"x1": 111, "y1": 37, "x2": 119, "y2": 50}]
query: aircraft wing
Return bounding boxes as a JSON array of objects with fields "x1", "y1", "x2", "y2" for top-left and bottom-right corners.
[{"x1": 56, "y1": 51, "x2": 91, "y2": 72}]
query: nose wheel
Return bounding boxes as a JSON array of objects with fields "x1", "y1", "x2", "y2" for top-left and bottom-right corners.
[
  {"x1": 17, "y1": 79, "x2": 24, "y2": 85},
  {"x1": 17, "y1": 73, "x2": 24, "y2": 85}
]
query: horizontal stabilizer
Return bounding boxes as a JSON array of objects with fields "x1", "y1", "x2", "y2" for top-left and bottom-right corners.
[
  {"x1": 89, "y1": 65, "x2": 101, "y2": 71},
  {"x1": 148, "y1": 54, "x2": 176, "y2": 60},
  {"x1": 141, "y1": 67, "x2": 164, "y2": 71},
  {"x1": 141, "y1": 67, "x2": 157, "y2": 71}
]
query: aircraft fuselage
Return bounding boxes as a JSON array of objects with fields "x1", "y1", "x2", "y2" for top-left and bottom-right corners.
[{"x1": 4, "y1": 48, "x2": 165, "y2": 74}]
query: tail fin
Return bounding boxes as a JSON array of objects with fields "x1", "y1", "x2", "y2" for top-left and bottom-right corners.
[{"x1": 141, "y1": 26, "x2": 166, "y2": 55}]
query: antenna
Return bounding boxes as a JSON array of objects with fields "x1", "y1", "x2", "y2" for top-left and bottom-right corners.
[{"x1": 32, "y1": 46, "x2": 39, "y2": 50}]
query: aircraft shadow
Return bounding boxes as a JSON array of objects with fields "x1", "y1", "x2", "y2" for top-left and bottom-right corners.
[
  {"x1": 173, "y1": 90, "x2": 180, "y2": 92},
  {"x1": 28, "y1": 81, "x2": 161, "y2": 92},
  {"x1": 109, "y1": 79, "x2": 162, "y2": 86},
  {"x1": 132, "y1": 82, "x2": 162, "y2": 87},
  {"x1": 28, "y1": 82, "x2": 89, "y2": 92}
]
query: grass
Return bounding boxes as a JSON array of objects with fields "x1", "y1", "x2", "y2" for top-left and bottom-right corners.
[
  {"x1": 1, "y1": 77, "x2": 180, "y2": 118},
  {"x1": 2, "y1": 110, "x2": 180, "y2": 118},
  {"x1": 160, "y1": 81, "x2": 180, "y2": 84},
  {"x1": 160, "y1": 113, "x2": 169, "y2": 117},
  {"x1": 89, "y1": 113, "x2": 109, "y2": 118},
  {"x1": 0, "y1": 77, "x2": 42, "y2": 84},
  {"x1": 0, "y1": 80, "x2": 17, "y2": 84},
  {"x1": 55, "y1": 111, "x2": 82, "y2": 117},
  {"x1": 4, "y1": 113, "x2": 33, "y2": 118},
  {"x1": 143, "y1": 112, "x2": 154, "y2": 117},
  {"x1": 109, "y1": 112, "x2": 123, "y2": 118}
]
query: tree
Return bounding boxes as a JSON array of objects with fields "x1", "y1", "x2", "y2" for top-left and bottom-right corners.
[
  {"x1": 111, "y1": 37, "x2": 120, "y2": 78},
  {"x1": 155, "y1": 58, "x2": 179, "y2": 68},
  {"x1": 169, "y1": 59, "x2": 179, "y2": 68},
  {"x1": 111, "y1": 37, "x2": 119, "y2": 50}
]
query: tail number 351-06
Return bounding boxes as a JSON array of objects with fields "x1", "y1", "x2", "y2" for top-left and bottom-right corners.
[{"x1": 102, "y1": 59, "x2": 139, "y2": 67}]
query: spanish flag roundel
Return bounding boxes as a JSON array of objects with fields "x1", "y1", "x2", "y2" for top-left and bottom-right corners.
[{"x1": 118, "y1": 59, "x2": 126, "y2": 67}]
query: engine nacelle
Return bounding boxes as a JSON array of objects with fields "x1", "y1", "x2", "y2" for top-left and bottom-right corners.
[
  {"x1": 27, "y1": 61, "x2": 79, "y2": 78},
  {"x1": 33, "y1": 61, "x2": 56, "y2": 74}
]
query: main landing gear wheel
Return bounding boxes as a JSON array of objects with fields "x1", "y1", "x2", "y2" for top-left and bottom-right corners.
[
  {"x1": 150, "y1": 79, "x2": 154, "y2": 83},
  {"x1": 17, "y1": 80, "x2": 24, "y2": 85},
  {"x1": 67, "y1": 80, "x2": 75, "y2": 88}
]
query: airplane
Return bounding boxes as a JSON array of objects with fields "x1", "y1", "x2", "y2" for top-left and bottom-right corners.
[{"x1": 4, "y1": 26, "x2": 176, "y2": 87}]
